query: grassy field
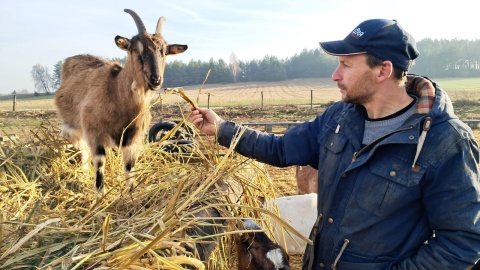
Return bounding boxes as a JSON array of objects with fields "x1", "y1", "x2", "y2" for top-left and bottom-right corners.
[
  {"x1": 1, "y1": 77, "x2": 480, "y2": 111},
  {"x1": 434, "y1": 77, "x2": 480, "y2": 91}
]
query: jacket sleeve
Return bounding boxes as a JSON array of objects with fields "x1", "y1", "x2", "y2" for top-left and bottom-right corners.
[
  {"x1": 216, "y1": 118, "x2": 321, "y2": 168},
  {"x1": 393, "y1": 132, "x2": 480, "y2": 269}
]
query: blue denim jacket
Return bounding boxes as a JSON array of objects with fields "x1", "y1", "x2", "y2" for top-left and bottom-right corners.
[{"x1": 217, "y1": 76, "x2": 480, "y2": 269}]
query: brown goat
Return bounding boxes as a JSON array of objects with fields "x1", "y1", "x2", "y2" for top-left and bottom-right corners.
[
  {"x1": 237, "y1": 219, "x2": 291, "y2": 270},
  {"x1": 296, "y1": 165, "x2": 318, "y2": 195},
  {"x1": 54, "y1": 9, "x2": 187, "y2": 192}
]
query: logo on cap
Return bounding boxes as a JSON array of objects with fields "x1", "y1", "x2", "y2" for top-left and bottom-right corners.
[{"x1": 351, "y1": 27, "x2": 364, "y2": 39}]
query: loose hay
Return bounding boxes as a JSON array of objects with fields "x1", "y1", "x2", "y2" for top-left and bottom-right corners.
[{"x1": 0, "y1": 115, "x2": 304, "y2": 269}]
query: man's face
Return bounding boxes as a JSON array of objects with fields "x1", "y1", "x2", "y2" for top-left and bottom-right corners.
[{"x1": 331, "y1": 54, "x2": 377, "y2": 105}]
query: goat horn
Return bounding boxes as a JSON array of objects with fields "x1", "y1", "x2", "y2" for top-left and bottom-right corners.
[
  {"x1": 124, "y1": 9, "x2": 146, "y2": 34},
  {"x1": 155, "y1": 16, "x2": 166, "y2": 36}
]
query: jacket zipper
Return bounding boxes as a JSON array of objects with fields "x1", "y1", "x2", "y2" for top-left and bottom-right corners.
[{"x1": 351, "y1": 125, "x2": 414, "y2": 163}]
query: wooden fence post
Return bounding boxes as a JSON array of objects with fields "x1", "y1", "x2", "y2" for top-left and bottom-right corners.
[
  {"x1": 13, "y1": 95, "x2": 16, "y2": 111},
  {"x1": 310, "y1": 90, "x2": 313, "y2": 109},
  {"x1": 261, "y1": 92, "x2": 264, "y2": 108},
  {"x1": 207, "y1": 93, "x2": 211, "y2": 109},
  {"x1": 161, "y1": 95, "x2": 164, "y2": 113}
]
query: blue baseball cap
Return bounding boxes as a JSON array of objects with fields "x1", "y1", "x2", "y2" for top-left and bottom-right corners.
[{"x1": 319, "y1": 19, "x2": 419, "y2": 71}]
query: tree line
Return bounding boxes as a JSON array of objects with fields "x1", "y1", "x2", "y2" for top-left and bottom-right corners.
[{"x1": 27, "y1": 38, "x2": 480, "y2": 95}]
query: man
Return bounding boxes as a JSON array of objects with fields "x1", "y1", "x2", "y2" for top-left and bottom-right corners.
[{"x1": 190, "y1": 19, "x2": 480, "y2": 269}]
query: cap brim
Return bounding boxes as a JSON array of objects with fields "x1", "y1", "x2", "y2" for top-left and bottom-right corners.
[{"x1": 319, "y1": 40, "x2": 366, "y2": 56}]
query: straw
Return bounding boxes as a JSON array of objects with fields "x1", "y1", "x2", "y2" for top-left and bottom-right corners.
[{"x1": 0, "y1": 108, "x2": 295, "y2": 269}]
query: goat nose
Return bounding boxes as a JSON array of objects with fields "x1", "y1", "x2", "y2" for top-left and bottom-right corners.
[{"x1": 150, "y1": 75, "x2": 161, "y2": 86}]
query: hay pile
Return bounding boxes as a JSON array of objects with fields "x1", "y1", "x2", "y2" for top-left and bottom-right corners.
[{"x1": 0, "y1": 117, "x2": 294, "y2": 269}]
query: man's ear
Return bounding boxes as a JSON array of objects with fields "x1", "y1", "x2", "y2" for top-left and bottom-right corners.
[
  {"x1": 115, "y1": 35, "x2": 131, "y2": 51},
  {"x1": 377, "y1": 60, "x2": 393, "y2": 82}
]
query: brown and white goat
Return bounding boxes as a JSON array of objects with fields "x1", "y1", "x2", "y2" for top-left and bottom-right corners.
[
  {"x1": 237, "y1": 219, "x2": 291, "y2": 270},
  {"x1": 185, "y1": 215, "x2": 291, "y2": 269},
  {"x1": 54, "y1": 9, "x2": 187, "y2": 192}
]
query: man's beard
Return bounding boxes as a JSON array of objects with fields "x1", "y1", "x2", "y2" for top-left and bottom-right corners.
[{"x1": 341, "y1": 71, "x2": 375, "y2": 105}]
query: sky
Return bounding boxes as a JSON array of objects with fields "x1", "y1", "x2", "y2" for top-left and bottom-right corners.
[{"x1": 0, "y1": 0, "x2": 478, "y2": 94}]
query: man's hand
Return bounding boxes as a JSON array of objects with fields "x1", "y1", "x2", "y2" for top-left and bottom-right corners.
[{"x1": 190, "y1": 107, "x2": 225, "y2": 136}]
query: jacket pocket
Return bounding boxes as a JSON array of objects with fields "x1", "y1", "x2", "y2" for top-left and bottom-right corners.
[
  {"x1": 335, "y1": 250, "x2": 394, "y2": 270},
  {"x1": 355, "y1": 153, "x2": 426, "y2": 217},
  {"x1": 317, "y1": 131, "x2": 348, "y2": 187}
]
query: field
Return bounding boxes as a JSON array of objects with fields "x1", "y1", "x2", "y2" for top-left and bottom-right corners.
[
  {"x1": 1, "y1": 78, "x2": 480, "y2": 269},
  {"x1": 2, "y1": 77, "x2": 480, "y2": 111}
]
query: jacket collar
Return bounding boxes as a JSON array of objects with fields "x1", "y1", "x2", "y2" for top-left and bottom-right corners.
[
  {"x1": 336, "y1": 75, "x2": 438, "y2": 168},
  {"x1": 405, "y1": 75, "x2": 436, "y2": 115}
]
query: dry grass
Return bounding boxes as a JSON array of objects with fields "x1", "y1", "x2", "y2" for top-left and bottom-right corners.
[{"x1": 0, "y1": 115, "x2": 308, "y2": 269}]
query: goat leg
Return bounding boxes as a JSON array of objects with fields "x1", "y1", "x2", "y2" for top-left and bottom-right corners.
[{"x1": 93, "y1": 146, "x2": 107, "y2": 194}]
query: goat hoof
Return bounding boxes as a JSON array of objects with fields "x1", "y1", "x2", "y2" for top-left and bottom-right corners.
[
  {"x1": 95, "y1": 185, "x2": 106, "y2": 195},
  {"x1": 125, "y1": 179, "x2": 135, "y2": 192}
]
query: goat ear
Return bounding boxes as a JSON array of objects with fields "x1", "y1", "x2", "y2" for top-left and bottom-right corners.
[
  {"x1": 166, "y1": 44, "x2": 188, "y2": 55},
  {"x1": 115, "y1": 36, "x2": 131, "y2": 51}
]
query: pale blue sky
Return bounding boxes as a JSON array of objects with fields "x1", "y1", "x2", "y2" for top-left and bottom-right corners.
[{"x1": 0, "y1": 0, "x2": 478, "y2": 94}]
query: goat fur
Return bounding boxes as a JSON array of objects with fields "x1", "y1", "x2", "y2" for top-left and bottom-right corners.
[
  {"x1": 296, "y1": 165, "x2": 318, "y2": 195},
  {"x1": 54, "y1": 9, "x2": 187, "y2": 192},
  {"x1": 237, "y1": 219, "x2": 291, "y2": 270}
]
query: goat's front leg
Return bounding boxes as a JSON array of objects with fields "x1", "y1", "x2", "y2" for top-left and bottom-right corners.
[
  {"x1": 92, "y1": 145, "x2": 107, "y2": 194},
  {"x1": 78, "y1": 140, "x2": 90, "y2": 170},
  {"x1": 122, "y1": 145, "x2": 137, "y2": 192},
  {"x1": 59, "y1": 125, "x2": 90, "y2": 170}
]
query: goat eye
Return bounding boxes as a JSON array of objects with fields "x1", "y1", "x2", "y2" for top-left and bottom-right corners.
[
  {"x1": 137, "y1": 55, "x2": 144, "y2": 64},
  {"x1": 160, "y1": 45, "x2": 167, "y2": 56}
]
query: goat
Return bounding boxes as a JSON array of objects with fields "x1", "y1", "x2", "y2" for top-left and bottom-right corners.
[
  {"x1": 296, "y1": 165, "x2": 318, "y2": 195},
  {"x1": 148, "y1": 120, "x2": 194, "y2": 153},
  {"x1": 54, "y1": 9, "x2": 187, "y2": 192},
  {"x1": 236, "y1": 219, "x2": 291, "y2": 270},
  {"x1": 182, "y1": 181, "x2": 244, "y2": 265},
  {"x1": 184, "y1": 206, "x2": 227, "y2": 266}
]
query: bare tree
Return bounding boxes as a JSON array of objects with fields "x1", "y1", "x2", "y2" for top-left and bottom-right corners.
[
  {"x1": 52, "y1": 61, "x2": 63, "y2": 90},
  {"x1": 31, "y1": 64, "x2": 54, "y2": 94},
  {"x1": 229, "y1": 52, "x2": 240, "y2": 83}
]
